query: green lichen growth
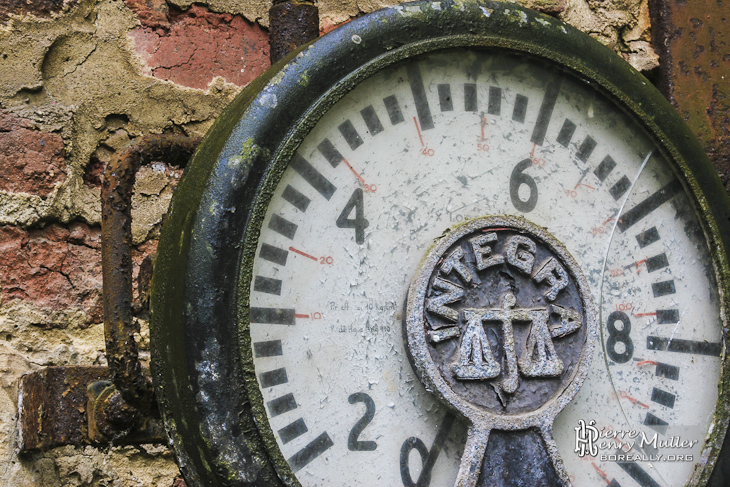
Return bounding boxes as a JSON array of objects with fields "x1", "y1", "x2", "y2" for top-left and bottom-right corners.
[
  {"x1": 269, "y1": 70, "x2": 286, "y2": 86},
  {"x1": 239, "y1": 139, "x2": 270, "y2": 164},
  {"x1": 502, "y1": 7, "x2": 530, "y2": 26},
  {"x1": 298, "y1": 70, "x2": 310, "y2": 87}
]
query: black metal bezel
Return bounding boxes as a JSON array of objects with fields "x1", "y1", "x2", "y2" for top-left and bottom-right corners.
[{"x1": 151, "y1": 1, "x2": 730, "y2": 486}]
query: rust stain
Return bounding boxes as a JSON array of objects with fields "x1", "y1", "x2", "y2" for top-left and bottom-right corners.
[
  {"x1": 19, "y1": 366, "x2": 109, "y2": 451},
  {"x1": 651, "y1": 0, "x2": 730, "y2": 187},
  {"x1": 102, "y1": 134, "x2": 200, "y2": 412},
  {"x1": 19, "y1": 366, "x2": 167, "y2": 450},
  {"x1": 269, "y1": 0, "x2": 320, "y2": 63}
]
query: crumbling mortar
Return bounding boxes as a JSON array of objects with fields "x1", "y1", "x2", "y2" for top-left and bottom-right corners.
[
  {"x1": 60, "y1": 42, "x2": 99, "y2": 79},
  {"x1": 165, "y1": 0, "x2": 269, "y2": 26},
  {"x1": 0, "y1": 0, "x2": 241, "y2": 229}
]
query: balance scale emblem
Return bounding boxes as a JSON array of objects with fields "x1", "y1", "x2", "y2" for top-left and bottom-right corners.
[
  {"x1": 442, "y1": 293, "x2": 582, "y2": 394},
  {"x1": 419, "y1": 218, "x2": 586, "y2": 398}
]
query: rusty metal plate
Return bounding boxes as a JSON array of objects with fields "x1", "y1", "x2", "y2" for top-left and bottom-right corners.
[
  {"x1": 18, "y1": 366, "x2": 166, "y2": 451},
  {"x1": 19, "y1": 366, "x2": 109, "y2": 451},
  {"x1": 651, "y1": 0, "x2": 730, "y2": 188}
]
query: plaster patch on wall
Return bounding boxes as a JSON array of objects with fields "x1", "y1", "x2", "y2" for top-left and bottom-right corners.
[
  {"x1": 130, "y1": 164, "x2": 184, "y2": 244},
  {"x1": 0, "y1": 0, "x2": 240, "y2": 228},
  {"x1": 5, "y1": 444, "x2": 179, "y2": 487},
  {"x1": 0, "y1": 302, "x2": 104, "y2": 364},
  {"x1": 561, "y1": 0, "x2": 658, "y2": 71},
  {"x1": 312, "y1": 0, "x2": 658, "y2": 73}
]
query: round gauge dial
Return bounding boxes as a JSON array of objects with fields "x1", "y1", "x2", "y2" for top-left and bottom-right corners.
[{"x1": 151, "y1": 2, "x2": 730, "y2": 487}]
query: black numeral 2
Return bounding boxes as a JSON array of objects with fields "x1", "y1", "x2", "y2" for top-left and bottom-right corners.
[
  {"x1": 337, "y1": 188, "x2": 369, "y2": 244},
  {"x1": 348, "y1": 392, "x2": 377, "y2": 451}
]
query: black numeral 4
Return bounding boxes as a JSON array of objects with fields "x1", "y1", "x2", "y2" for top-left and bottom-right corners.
[{"x1": 337, "y1": 188, "x2": 369, "y2": 244}]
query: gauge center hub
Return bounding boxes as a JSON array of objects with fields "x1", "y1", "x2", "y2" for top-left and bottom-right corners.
[{"x1": 406, "y1": 216, "x2": 595, "y2": 417}]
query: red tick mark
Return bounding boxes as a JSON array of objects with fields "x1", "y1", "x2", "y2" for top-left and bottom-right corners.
[
  {"x1": 592, "y1": 462, "x2": 610, "y2": 484},
  {"x1": 413, "y1": 116, "x2": 425, "y2": 147},
  {"x1": 289, "y1": 246, "x2": 318, "y2": 261},
  {"x1": 619, "y1": 391, "x2": 649, "y2": 408},
  {"x1": 575, "y1": 183, "x2": 596, "y2": 190},
  {"x1": 342, "y1": 157, "x2": 366, "y2": 185}
]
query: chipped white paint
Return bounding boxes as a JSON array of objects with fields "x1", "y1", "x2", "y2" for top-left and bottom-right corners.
[
  {"x1": 259, "y1": 92, "x2": 278, "y2": 108},
  {"x1": 228, "y1": 155, "x2": 245, "y2": 169},
  {"x1": 394, "y1": 3, "x2": 424, "y2": 15},
  {"x1": 248, "y1": 49, "x2": 721, "y2": 486}
]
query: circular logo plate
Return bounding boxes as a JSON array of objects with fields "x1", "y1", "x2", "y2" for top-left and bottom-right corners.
[{"x1": 405, "y1": 216, "x2": 596, "y2": 424}]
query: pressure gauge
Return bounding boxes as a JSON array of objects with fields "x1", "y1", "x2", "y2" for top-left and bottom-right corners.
[{"x1": 151, "y1": 2, "x2": 730, "y2": 486}]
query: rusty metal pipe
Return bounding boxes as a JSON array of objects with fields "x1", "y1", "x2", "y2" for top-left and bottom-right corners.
[
  {"x1": 269, "y1": 0, "x2": 320, "y2": 63},
  {"x1": 101, "y1": 134, "x2": 201, "y2": 412}
]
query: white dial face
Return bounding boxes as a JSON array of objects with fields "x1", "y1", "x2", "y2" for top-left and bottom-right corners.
[{"x1": 247, "y1": 49, "x2": 723, "y2": 486}]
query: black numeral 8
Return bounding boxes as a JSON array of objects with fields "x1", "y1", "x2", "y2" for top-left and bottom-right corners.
[{"x1": 606, "y1": 310, "x2": 633, "y2": 363}]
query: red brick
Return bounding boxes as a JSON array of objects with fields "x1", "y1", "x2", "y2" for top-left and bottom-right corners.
[
  {"x1": 320, "y1": 17, "x2": 353, "y2": 36},
  {"x1": 0, "y1": 223, "x2": 102, "y2": 326},
  {"x1": 124, "y1": 0, "x2": 170, "y2": 30},
  {"x1": 0, "y1": 111, "x2": 66, "y2": 196},
  {"x1": 0, "y1": 223, "x2": 163, "y2": 326},
  {"x1": 128, "y1": 4, "x2": 270, "y2": 90}
]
